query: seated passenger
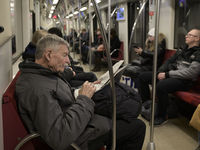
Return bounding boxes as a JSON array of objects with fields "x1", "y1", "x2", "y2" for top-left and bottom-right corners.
[
  {"x1": 81, "y1": 28, "x2": 103, "y2": 64},
  {"x1": 123, "y1": 28, "x2": 166, "y2": 79},
  {"x1": 138, "y1": 29, "x2": 200, "y2": 126},
  {"x1": 22, "y1": 30, "x2": 48, "y2": 60},
  {"x1": 92, "y1": 28, "x2": 121, "y2": 72},
  {"x1": 15, "y1": 34, "x2": 146, "y2": 150},
  {"x1": 74, "y1": 28, "x2": 89, "y2": 54}
]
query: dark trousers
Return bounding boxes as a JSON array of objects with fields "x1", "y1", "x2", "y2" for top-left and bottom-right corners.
[
  {"x1": 138, "y1": 71, "x2": 194, "y2": 118},
  {"x1": 88, "y1": 119, "x2": 146, "y2": 150}
]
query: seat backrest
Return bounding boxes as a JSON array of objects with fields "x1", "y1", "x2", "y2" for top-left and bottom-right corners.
[
  {"x1": 162, "y1": 49, "x2": 176, "y2": 64},
  {"x1": 111, "y1": 41, "x2": 124, "y2": 61},
  {"x1": 2, "y1": 71, "x2": 35, "y2": 150}
]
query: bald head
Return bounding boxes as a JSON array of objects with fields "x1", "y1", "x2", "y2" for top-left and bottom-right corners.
[
  {"x1": 185, "y1": 29, "x2": 200, "y2": 48},
  {"x1": 193, "y1": 29, "x2": 200, "y2": 39}
]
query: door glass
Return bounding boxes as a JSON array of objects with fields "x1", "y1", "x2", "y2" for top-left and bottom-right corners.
[{"x1": 174, "y1": 0, "x2": 200, "y2": 48}]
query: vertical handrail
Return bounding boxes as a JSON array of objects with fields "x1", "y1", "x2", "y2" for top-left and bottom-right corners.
[
  {"x1": 146, "y1": 0, "x2": 161, "y2": 150},
  {"x1": 128, "y1": 0, "x2": 148, "y2": 62},
  {"x1": 57, "y1": 14, "x2": 67, "y2": 38},
  {"x1": 78, "y1": 0, "x2": 82, "y2": 65},
  {"x1": 89, "y1": 0, "x2": 92, "y2": 71},
  {"x1": 72, "y1": 3, "x2": 75, "y2": 59},
  {"x1": 91, "y1": 0, "x2": 116, "y2": 149}
]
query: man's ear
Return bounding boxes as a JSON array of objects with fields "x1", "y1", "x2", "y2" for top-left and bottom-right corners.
[{"x1": 45, "y1": 49, "x2": 52, "y2": 61}]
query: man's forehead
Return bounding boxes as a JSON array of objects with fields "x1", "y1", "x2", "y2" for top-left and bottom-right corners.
[{"x1": 189, "y1": 29, "x2": 197, "y2": 35}]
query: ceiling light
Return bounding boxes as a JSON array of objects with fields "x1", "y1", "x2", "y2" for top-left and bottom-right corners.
[
  {"x1": 50, "y1": 10, "x2": 54, "y2": 14},
  {"x1": 10, "y1": 3, "x2": 14, "y2": 7},
  {"x1": 49, "y1": 14, "x2": 52, "y2": 18},
  {"x1": 66, "y1": 16, "x2": 69, "y2": 18},
  {"x1": 53, "y1": 0, "x2": 59, "y2": 5},
  {"x1": 73, "y1": 11, "x2": 78, "y2": 15},
  {"x1": 69, "y1": 14, "x2": 73, "y2": 17},
  {"x1": 80, "y1": 7, "x2": 87, "y2": 11},
  {"x1": 96, "y1": 0, "x2": 101, "y2": 3},
  {"x1": 51, "y1": 6, "x2": 56, "y2": 10}
]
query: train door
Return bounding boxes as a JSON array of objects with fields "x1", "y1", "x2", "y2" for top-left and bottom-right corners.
[{"x1": 128, "y1": 1, "x2": 149, "y2": 62}]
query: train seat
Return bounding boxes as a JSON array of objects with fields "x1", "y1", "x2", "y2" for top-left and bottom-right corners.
[
  {"x1": 163, "y1": 49, "x2": 200, "y2": 107},
  {"x1": 103, "y1": 41, "x2": 124, "y2": 61},
  {"x1": 2, "y1": 70, "x2": 105, "y2": 150}
]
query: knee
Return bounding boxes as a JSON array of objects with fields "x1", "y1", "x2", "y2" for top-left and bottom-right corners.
[{"x1": 156, "y1": 82, "x2": 165, "y2": 93}]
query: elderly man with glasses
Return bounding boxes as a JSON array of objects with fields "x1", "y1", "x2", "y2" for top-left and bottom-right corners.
[{"x1": 138, "y1": 29, "x2": 200, "y2": 126}]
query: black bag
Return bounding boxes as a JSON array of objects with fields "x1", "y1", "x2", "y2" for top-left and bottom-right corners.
[
  {"x1": 141, "y1": 99, "x2": 178, "y2": 121},
  {"x1": 92, "y1": 82, "x2": 142, "y2": 122}
]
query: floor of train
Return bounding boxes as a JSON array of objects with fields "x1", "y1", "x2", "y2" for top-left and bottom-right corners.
[{"x1": 13, "y1": 53, "x2": 198, "y2": 150}]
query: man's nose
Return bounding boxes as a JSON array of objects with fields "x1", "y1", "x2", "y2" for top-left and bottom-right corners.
[{"x1": 66, "y1": 56, "x2": 70, "y2": 64}]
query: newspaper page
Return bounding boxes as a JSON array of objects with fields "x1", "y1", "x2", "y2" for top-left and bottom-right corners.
[{"x1": 74, "y1": 60, "x2": 124, "y2": 98}]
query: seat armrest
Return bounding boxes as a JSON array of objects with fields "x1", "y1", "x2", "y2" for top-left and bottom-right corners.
[{"x1": 14, "y1": 132, "x2": 40, "y2": 150}]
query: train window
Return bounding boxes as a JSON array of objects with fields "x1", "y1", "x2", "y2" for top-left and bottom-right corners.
[{"x1": 174, "y1": 0, "x2": 200, "y2": 48}]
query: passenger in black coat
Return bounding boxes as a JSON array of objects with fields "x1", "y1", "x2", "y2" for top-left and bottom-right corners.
[
  {"x1": 92, "y1": 28, "x2": 121, "y2": 72},
  {"x1": 123, "y1": 28, "x2": 166, "y2": 79}
]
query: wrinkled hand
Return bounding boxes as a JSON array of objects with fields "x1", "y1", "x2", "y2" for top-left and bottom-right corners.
[
  {"x1": 158, "y1": 73, "x2": 166, "y2": 81},
  {"x1": 134, "y1": 47, "x2": 143, "y2": 55},
  {"x1": 79, "y1": 81, "x2": 96, "y2": 98}
]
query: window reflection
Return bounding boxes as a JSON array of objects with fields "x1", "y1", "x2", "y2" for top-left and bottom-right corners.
[{"x1": 174, "y1": 0, "x2": 200, "y2": 48}]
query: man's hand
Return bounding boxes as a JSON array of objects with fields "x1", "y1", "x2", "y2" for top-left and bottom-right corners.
[
  {"x1": 158, "y1": 73, "x2": 166, "y2": 81},
  {"x1": 79, "y1": 81, "x2": 96, "y2": 98}
]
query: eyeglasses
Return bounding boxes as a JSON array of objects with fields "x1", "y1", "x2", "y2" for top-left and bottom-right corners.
[{"x1": 186, "y1": 34, "x2": 198, "y2": 37}]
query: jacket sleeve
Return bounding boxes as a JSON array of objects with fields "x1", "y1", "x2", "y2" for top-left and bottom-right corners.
[
  {"x1": 26, "y1": 92, "x2": 95, "y2": 150},
  {"x1": 140, "y1": 39, "x2": 166, "y2": 59},
  {"x1": 168, "y1": 61, "x2": 200, "y2": 80},
  {"x1": 157, "y1": 49, "x2": 180, "y2": 73}
]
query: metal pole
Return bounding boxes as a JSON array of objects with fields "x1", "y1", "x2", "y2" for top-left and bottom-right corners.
[
  {"x1": 91, "y1": 0, "x2": 116, "y2": 149},
  {"x1": 146, "y1": 0, "x2": 161, "y2": 149},
  {"x1": 89, "y1": 0, "x2": 92, "y2": 71},
  {"x1": 78, "y1": 0, "x2": 82, "y2": 65},
  {"x1": 128, "y1": 0, "x2": 148, "y2": 62},
  {"x1": 72, "y1": 3, "x2": 75, "y2": 59}
]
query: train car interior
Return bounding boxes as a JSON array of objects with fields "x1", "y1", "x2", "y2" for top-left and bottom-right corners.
[{"x1": 0, "y1": 0, "x2": 200, "y2": 149}]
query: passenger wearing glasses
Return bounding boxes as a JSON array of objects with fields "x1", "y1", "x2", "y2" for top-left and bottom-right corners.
[{"x1": 138, "y1": 29, "x2": 200, "y2": 126}]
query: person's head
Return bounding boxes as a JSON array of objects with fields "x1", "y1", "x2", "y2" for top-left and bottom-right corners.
[
  {"x1": 96, "y1": 28, "x2": 101, "y2": 36},
  {"x1": 148, "y1": 28, "x2": 155, "y2": 42},
  {"x1": 82, "y1": 28, "x2": 87, "y2": 34},
  {"x1": 185, "y1": 29, "x2": 200, "y2": 48},
  {"x1": 110, "y1": 28, "x2": 117, "y2": 39},
  {"x1": 48, "y1": 27, "x2": 63, "y2": 38},
  {"x1": 35, "y1": 34, "x2": 70, "y2": 73},
  {"x1": 31, "y1": 30, "x2": 48, "y2": 46}
]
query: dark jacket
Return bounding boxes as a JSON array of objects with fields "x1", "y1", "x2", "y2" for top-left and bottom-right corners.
[
  {"x1": 110, "y1": 35, "x2": 121, "y2": 58},
  {"x1": 15, "y1": 60, "x2": 111, "y2": 150},
  {"x1": 22, "y1": 42, "x2": 36, "y2": 60},
  {"x1": 139, "y1": 33, "x2": 166, "y2": 69},
  {"x1": 158, "y1": 45, "x2": 200, "y2": 81}
]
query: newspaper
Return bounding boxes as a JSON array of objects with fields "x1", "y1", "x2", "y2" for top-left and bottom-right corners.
[
  {"x1": 74, "y1": 60, "x2": 125, "y2": 98},
  {"x1": 95, "y1": 60, "x2": 124, "y2": 91}
]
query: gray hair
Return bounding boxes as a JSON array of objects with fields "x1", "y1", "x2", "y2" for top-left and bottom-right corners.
[{"x1": 35, "y1": 34, "x2": 68, "y2": 59}]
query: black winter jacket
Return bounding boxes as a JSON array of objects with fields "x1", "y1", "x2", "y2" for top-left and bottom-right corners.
[
  {"x1": 158, "y1": 45, "x2": 200, "y2": 81},
  {"x1": 139, "y1": 33, "x2": 166, "y2": 69}
]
